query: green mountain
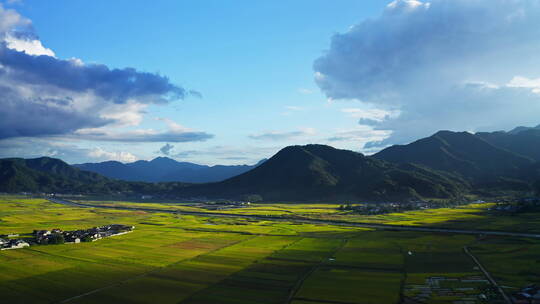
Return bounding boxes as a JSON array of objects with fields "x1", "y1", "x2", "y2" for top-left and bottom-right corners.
[
  {"x1": 179, "y1": 144, "x2": 469, "y2": 201},
  {"x1": 3, "y1": 130, "x2": 539, "y2": 201},
  {"x1": 0, "y1": 157, "x2": 184, "y2": 194},
  {"x1": 476, "y1": 128, "x2": 540, "y2": 162},
  {"x1": 373, "y1": 131, "x2": 534, "y2": 190}
]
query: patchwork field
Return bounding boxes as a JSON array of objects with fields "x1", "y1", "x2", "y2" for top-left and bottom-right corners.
[
  {"x1": 76, "y1": 199, "x2": 540, "y2": 234},
  {"x1": 1, "y1": 196, "x2": 538, "y2": 303}
]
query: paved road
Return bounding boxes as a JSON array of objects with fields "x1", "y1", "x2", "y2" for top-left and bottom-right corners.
[
  {"x1": 463, "y1": 246, "x2": 512, "y2": 304},
  {"x1": 48, "y1": 198, "x2": 540, "y2": 239}
]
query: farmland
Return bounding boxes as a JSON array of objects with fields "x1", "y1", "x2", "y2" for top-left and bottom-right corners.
[
  {"x1": 76, "y1": 199, "x2": 540, "y2": 234},
  {"x1": 1, "y1": 196, "x2": 539, "y2": 303}
]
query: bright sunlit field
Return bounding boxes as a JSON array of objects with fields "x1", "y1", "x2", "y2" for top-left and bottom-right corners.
[{"x1": 1, "y1": 196, "x2": 539, "y2": 304}]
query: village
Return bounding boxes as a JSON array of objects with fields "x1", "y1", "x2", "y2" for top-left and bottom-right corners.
[
  {"x1": 512, "y1": 284, "x2": 540, "y2": 304},
  {"x1": 488, "y1": 197, "x2": 540, "y2": 214},
  {"x1": 0, "y1": 224, "x2": 134, "y2": 250},
  {"x1": 337, "y1": 198, "x2": 473, "y2": 215}
]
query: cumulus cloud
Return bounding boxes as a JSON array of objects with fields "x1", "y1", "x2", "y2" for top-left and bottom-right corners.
[
  {"x1": 5, "y1": 33, "x2": 55, "y2": 56},
  {"x1": 87, "y1": 147, "x2": 137, "y2": 163},
  {"x1": 0, "y1": 137, "x2": 139, "y2": 163},
  {"x1": 341, "y1": 108, "x2": 400, "y2": 126},
  {"x1": 159, "y1": 143, "x2": 174, "y2": 155},
  {"x1": 249, "y1": 128, "x2": 316, "y2": 141},
  {"x1": 326, "y1": 126, "x2": 392, "y2": 153},
  {"x1": 0, "y1": 4, "x2": 202, "y2": 141},
  {"x1": 314, "y1": 0, "x2": 540, "y2": 146}
]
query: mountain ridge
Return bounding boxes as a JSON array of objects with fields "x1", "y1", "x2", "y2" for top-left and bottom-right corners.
[
  {"x1": 373, "y1": 130, "x2": 533, "y2": 186},
  {"x1": 2, "y1": 126, "x2": 540, "y2": 201},
  {"x1": 177, "y1": 144, "x2": 469, "y2": 201},
  {"x1": 74, "y1": 157, "x2": 265, "y2": 183}
]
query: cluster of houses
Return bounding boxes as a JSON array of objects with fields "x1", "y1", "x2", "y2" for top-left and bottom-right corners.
[
  {"x1": 188, "y1": 200, "x2": 252, "y2": 211},
  {"x1": 338, "y1": 201, "x2": 434, "y2": 215},
  {"x1": 488, "y1": 197, "x2": 540, "y2": 214},
  {"x1": 34, "y1": 224, "x2": 135, "y2": 244},
  {"x1": 0, "y1": 238, "x2": 30, "y2": 250},
  {"x1": 404, "y1": 275, "x2": 496, "y2": 303},
  {"x1": 1, "y1": 224, "x2": 134, "y2": 250},
  {"x1": 512, "y1": 285, "x2": 540, "y2": 304}
]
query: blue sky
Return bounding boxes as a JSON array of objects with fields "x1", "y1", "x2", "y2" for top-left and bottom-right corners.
[{"x1": 1, "y1": 0, "x2": 540, "y2": 165}]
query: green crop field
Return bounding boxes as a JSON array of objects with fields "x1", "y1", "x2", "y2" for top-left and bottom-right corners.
[
  {"x1": 76, "y1": 199, "x2": 540, "y2": 234},
  {"x1": 1, "y1": 196, "x2": 539, "y2": 303}
]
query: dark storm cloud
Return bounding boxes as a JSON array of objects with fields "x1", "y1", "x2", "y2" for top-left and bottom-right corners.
[
  {"x1": 0, "y1": 85, "x2": 110, "y2": 139},
  {"x1": 0, "y1": 35, "x2": 203, "y2": 140},
  {"x1": 0, "y1": 43, "x2": 187, "y2": 104}
]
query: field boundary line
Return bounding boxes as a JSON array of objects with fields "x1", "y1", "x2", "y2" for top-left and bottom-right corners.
[
  {"x1": 286, "y1": 238, "x2": 347, "y2": 304},
  {"x1": 177, "y1": 235, "x2": 300, "y2": 304},
  {"x1": 55, "y1": 235, "x2": 253, "y2": 304},
  {"x1": 463, "y1": 246, "x2": 512, "y2": 304}
]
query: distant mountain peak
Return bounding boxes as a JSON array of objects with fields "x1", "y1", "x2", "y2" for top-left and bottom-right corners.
[
  {"x1": 150, "y1": 156, "x2": 178, "y2": 164},
  {"x1": 508, "y1": 124, "x2": 540, "y2": 135}
]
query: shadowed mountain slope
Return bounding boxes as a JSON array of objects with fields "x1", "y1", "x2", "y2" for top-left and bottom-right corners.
[
  {"x1": 0, "y1": 157, "x2": 184, "y2": 194},
  {"x1": 373, "y1": 131, "x2": 533, "y2": 186},
  {"x1": 476, "y1": 128, "x2": 540, "y2": 162},
  {"x1": 179, "y1": 144, "x2": 469, "y2": 201}
]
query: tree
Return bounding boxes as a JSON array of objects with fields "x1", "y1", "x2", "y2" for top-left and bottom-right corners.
[
  {"x1": 243, "y1": 194, "x2": 263, "y2": 203},
  {"x1": 81, "y1": 235, "x2": 93, "y2": 242},
  {"x1": 49, "y1": 233, "x2": 65, "y2": 244}
]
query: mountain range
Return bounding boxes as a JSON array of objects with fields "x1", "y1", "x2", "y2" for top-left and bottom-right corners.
[
  {"x1": 0, "y1": 157, "x2": 185, "y2": 194},
  {"x1": 178, "y1": 144, "x2": 469, "y2": 201},
  {"x1": 2, "y1": 125, "x2": 540, "y2": 201},
  {"x1": 373, "y1": 130, "x2": 533, "y2": 189},
  {"x1": 74, "y1": 157, "x2": 266, "y2": 183}
]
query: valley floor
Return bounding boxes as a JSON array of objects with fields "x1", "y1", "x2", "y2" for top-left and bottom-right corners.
[{"x1": 0, "y1": 197, "x2": 538, "y2": 304}]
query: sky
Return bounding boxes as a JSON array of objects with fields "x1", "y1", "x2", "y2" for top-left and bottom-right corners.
[{"x1": 1, "y1": 0, "x2": 540, "y2": 165}]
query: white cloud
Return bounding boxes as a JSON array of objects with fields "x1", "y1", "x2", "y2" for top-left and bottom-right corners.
[
  {"x1": 5, "y1": 34, "x2": 55, "y2": 57},
  {"x1": 0, "y1": 4, "x2": 204, "y2": 142},
  {"x1": 249, "y1": 127, "x2": 317, "y2": 141},
  {"x1": 326, "y1": 126, "x2": 392, "y2": 152},
  {"x1": 100, "y1": 101, "x2": 147, "y2": 127},
  {"x1": 386, "y1": 0, "x2": 429, "y2": 12},
  {"x1": 314, "y1": 0, "x2": 540, "y2": 146},
  {"x1": 341, "y1": 108, "x2": 400, "y2": 124},
  {"x1": 88, "y1": 147, "x2": 137, "y2": 162},
  {"x1": 507, "y1": 76, "x2": 540, "y2": 94},
  {"x1": 0, "y1": 4, "x2": 29, "y2": 33},
  {"x1": 155, "y1": 117, "x2": 191, "y2": 133}
]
